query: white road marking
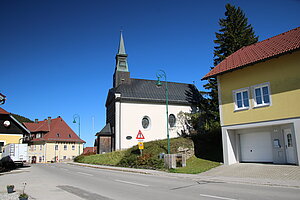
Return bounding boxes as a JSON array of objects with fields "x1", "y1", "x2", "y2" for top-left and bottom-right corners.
[
  {"x1": 200, "y1": 194, "x2": 237, "y2": 200},
  {"x1": 77, "y1": 172, "x2": 93, "y2": 176},
  {"x1": 115, "y1": 179, "x2": 149, "y2": 187}
]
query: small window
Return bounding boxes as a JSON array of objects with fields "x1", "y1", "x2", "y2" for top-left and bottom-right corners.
[
  {"x1": 142, "y1": 116, "x2": 150, "y2": 129},
  {"x1": 56, "y1": 133, "x2": 60, "y2": 137},
  {"x1": 72, "y1": 145, "x2": 75, "y2": 150},
  {"x1": 233, "y1": 88, "x2": 250, "y2": 111},
  {"x1": 119, "y1": 61, "x2": 126, "y2": 68},
  {"x1": 0, "y1": 142, "x2": 4, "y2": 153},
  {"x1": 63, "y1": 156, "x2": 67, "y2": 160},
  {"x1": 40, "y1": 145, "x2": 43, "y2": 150},
  {"x1": 253, "y1": 83, "x2": 271, "y2": 107},
  {"x1": 64, "y1": 145, "x2": 67, "y2": 150},
  {"x1": 68, "y1": 134, "x2": 72, "y2": 138},
  {"x1": 287, "y1": 134, "x2": 293, "y2": 147},
  {"x1": 55, "y1": 145, "x2": 58, "y2": 150},
  {"x1": 169, "y1": 114, "x2": 176, "y2": 127}
]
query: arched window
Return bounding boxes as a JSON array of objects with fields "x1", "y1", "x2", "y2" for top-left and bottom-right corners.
[{"x1": 169, "y1": 114, "x2": 176, "y2": 127}]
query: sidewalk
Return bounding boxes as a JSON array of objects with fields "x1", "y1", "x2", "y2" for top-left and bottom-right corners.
[{"x1": 69, "y1": 162, "x2": 300, "y2": 188}]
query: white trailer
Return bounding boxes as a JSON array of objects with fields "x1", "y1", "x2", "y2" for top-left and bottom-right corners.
[{"x1": 1, "y1": 143, "x2": 28, "y2": 166}]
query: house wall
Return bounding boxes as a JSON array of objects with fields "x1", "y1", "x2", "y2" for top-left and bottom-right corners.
[
  {"x1": 219, "y1": 50, "x2": 300, "y2": 126},
  {"x1": 116, "y1": 101, "x2": 191, "y2": 150},
  {"x1": 0, "y1": 134, "x2": 23, "y2": 144},
  {"x1": 28, "y1": 142, "x2": 83, "y2": 163}
]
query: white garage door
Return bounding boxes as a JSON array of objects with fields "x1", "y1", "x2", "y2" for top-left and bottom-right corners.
[{"x1": 239, "y1": 128, "x2": 273, "y2": 162}]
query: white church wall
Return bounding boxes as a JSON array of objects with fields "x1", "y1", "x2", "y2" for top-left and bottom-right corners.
[{"x1": 117, "y1": 101, "x2": 192, "y2": 150}]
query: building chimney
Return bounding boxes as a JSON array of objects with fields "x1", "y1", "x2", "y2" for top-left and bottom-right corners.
[
  {"x1": 48, "y1": 116, "x2": 51, "y2": 124},
  {"x1": 35, "y1": 119, "x2": 38, "y2": 123}
]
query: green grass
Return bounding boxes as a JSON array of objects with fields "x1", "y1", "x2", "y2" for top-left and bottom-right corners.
[
  {"x1": 75, "y1": 137, "x2": 220, "y2": 173},
  {"x1": 75, "y1": 150, "x2": 126, "y2": 165},
  {"x1": 169, "y1": 156, "x2": 220, "y2": 174}
]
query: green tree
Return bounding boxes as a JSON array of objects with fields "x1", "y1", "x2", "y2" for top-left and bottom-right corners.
[
  {"x1": 11, "y1": 113, "x2": 33, "y2": 123},
  {"x1": 204, "y1": 3, "x2": 259, "y2": 127}
]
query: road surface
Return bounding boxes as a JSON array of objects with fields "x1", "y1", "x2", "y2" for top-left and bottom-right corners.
[{"x1": 0, "y1": 163, "x2": 299, "y2": 200}]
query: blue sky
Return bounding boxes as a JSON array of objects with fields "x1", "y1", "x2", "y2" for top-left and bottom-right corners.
[{"x1": 1, "y1": 0, "x2": 299, "y2": 147}]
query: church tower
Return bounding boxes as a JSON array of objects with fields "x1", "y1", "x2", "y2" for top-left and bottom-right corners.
[{"x1": 113, "y1": 32, "x2": 130, "y2": 88}]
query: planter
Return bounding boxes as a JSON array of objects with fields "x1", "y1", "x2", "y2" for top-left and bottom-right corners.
[
  {"x1": 19, "y1": 193, "x2": 28, "y2": 200},
  {"x1": 7, "y1": 186, "x2": 14, "y2": 193}
]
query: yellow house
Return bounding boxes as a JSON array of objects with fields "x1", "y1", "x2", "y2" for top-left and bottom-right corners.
[
  {"x1": 24, "y1": 116, "x2": 85, "y2": 163},
  {"x1": 0, "y1": 108, "x2": 31, "y2": 156},
  {"x1": 203, "y1": 27, "x2": 300, "y2": 165}
]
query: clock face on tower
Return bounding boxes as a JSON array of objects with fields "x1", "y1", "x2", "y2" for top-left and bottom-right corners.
[{"x1": 3, "y1": 120, "x2": 10, "y2": 127}]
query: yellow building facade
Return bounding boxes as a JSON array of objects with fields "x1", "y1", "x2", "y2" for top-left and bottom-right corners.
[
  {"x1": 0, "y1": 108, "x2": 30, "y2": 157},
  {"x1": 203, "y1": 27, "x2": 300, "y2": 166},
  {"x1": 24, "y1": 116, "x2": 85, "y2": 163},
  {"x1": 28, "y1": 142, "x2": 83, "y2": 163},
  {"x1": 220, "y1": 50, "x2": 300, "y2": 126}
]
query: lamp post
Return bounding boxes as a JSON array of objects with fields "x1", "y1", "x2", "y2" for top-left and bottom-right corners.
[
  {"x1": 156, "y1": 70, "x2": 170, "y2": 154},
  {"x1": 73, "y1": 114, "x2": 81, "y2": 155},
  {"x1": 0, "y1": 93, "x2": 6, "y2": 105}
]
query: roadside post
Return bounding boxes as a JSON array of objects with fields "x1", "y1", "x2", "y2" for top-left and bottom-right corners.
[{"x1": 136, "y1": 130, "x2": 145, "y2": 156}]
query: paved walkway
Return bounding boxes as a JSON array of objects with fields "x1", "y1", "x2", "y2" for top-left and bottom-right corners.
[{"x1": 70, "y1": 162, "x2": 300, "y2": 188}]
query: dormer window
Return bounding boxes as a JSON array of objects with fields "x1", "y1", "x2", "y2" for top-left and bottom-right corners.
[
  {"x1": 68, "y1": 134, "x2": 72, "y2": 138},
  {"x1": 56, "y1": 133, "x2": 60, "y2": 137}
]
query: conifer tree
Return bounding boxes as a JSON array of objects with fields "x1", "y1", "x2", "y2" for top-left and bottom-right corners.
[{"x1": 204, "y1": 3, "x2": 258, "y2": 127}]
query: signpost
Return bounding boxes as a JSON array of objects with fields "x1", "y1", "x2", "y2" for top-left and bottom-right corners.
[
  {"x1": 138, "y1": 142, "x2": 144, "y2": 150},
  {"x1": 136, "y1": 130, "x2": 145, "y2": 156}
]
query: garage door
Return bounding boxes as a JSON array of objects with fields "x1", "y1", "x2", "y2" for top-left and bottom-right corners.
[{"x1": 239, "y1": 128, "x2": 273, "y2": 163}]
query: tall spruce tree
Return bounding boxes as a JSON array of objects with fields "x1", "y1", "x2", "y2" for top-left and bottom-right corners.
[{"x1": 204, "y1": 3, "x2": 258, "y2": 127}]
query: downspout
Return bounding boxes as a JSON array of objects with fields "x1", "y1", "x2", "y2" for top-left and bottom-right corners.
[{"x1": 44, "y1": 142, "x2": 47, "y2": 163}]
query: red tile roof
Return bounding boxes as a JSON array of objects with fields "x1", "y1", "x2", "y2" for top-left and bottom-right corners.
[
  {"x1": 0, "y1": 107, "x2": 9, "y2": 114},
  {"x1": 202, "y1": 27, "x2": 300, "y2": 79},
  {"x1": 24, "y1": 117, "x2": 85, "y2": 143},
  {"x1": 83, "y1": 147, "x2": 96, "y2": 154}
]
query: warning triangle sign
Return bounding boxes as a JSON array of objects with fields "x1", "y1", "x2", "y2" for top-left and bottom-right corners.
[{"x1": 136, "y1": 130, "x2": 145, "y2": 140}]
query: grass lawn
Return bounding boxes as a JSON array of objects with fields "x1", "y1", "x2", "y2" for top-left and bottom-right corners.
[
  {"x1": 75, "y1": 150, "x2": 126, "y2": 166},
  {"x1": 75, "y1": 137, "x2": 221, "y2": 174},
  {"x1": 169, "y1": 156, "x2": 220, "y2": 174}
]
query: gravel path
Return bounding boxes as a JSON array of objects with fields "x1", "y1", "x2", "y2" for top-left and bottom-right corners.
[{"x1": 0, "y1": 192, "x2": 20, "y2": 200}]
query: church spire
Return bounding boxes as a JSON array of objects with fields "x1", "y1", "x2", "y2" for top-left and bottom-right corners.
[
  {"x1": 115, "y1": 31, "x2": 129, "y2": 72},
  {"x1": 118, "y1": 31, "x2": 126, "y2": 55},
  {"x1": 113, "y1": 31, "x2": 130, "y2": 88}
]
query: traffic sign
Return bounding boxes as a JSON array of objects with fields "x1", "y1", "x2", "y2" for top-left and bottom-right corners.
[
  {"x1": 136, "y1": 130, "x2": 145, "y2": 140},
  {"x1": 138, "y1": 142, "x2": 144, "y2": 150}
]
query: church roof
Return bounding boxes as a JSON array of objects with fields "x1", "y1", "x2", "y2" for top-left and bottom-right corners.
[
  {"x1": 95, "y1": 123, "x2": 112, "y2": 136},
  {"x1": 108, "y1": 78, "x2": 196, "y2": 105}
]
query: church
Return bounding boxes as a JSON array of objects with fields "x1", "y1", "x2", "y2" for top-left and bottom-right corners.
[{"x1": 95, "y1": 33, "x2": 197, "y2": 154}]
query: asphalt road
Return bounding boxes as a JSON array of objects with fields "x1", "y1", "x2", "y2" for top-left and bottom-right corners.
[{"x1": 0, "y1": 163, "x2": 299, "y2": 200}]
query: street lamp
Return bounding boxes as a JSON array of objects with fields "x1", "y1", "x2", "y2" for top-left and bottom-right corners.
[
  {"x1": 73, "y1": 114, "x2": 81, "y2": 155},
  {"x1": 156, "y1": 70, "x2": 170, "y2": 154},
  {"x1": 0, "y1": 93, "x2": 6, "y2": 105}
]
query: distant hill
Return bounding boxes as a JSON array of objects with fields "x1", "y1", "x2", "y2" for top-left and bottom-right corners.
[{"x1": 11, "y1": 113, "x2": 33, "y2": 123}]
